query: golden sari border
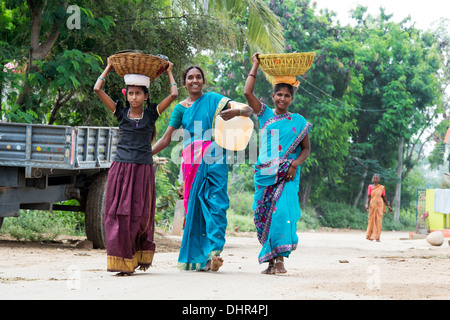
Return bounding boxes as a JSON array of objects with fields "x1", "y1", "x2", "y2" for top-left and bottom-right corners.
[
  {"x1": 177, "y1": 250, "x2": 222, "y2": 271},
  {"x1": 107, "y1": 250, "x2": 155, "y2": 273}
]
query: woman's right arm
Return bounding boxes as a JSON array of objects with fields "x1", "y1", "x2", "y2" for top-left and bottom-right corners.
[
  {"x1": 93, "y1": 58, "x2": 116, "y2": 113},
  {"x1": 366, "y1": 196, "x2": 370, "y2": 211},
  {"x1": 244, "y1": 53, "x2": 262, "y2": 115},
  {"x1": 382, "y1": 194, "x2": 392, "y2": 212},
  {"x1": 152, "y1": 126, "x2": 178, "y2": 155},
  {"x1": 157, "y1": 62, "x2": 178, "y2": 115}
]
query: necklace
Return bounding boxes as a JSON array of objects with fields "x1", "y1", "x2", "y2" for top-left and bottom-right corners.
[
  {"x1": 185, "y1": 98, "x2": 195, "y2": 108},
  {"x1": 128, "y1": 108, "x2": 144, "y2": 127},
  {"x1": 274, "y1": 110, "x2": 288, "y2": 116},
  {"x1": 184, "y1": 94, "x2": 203, "y2": 108}
]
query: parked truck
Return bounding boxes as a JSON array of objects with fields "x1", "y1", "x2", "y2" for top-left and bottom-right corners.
[{"x1": 0, "y1": 122, "x2": 119, "y2": 249}]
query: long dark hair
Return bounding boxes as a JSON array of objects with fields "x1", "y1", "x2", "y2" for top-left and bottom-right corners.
[{"x1": 125, "y1": 85, "x2": 156, "y2": 142}]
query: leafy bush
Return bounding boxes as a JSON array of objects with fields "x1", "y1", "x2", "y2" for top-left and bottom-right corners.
[
  {"x1": 226, "y1": 213, "x2": 255, "y2": 232},
  {"x1": 0, "y1": 207, "x2": 85, "y2": 241},
  {"x1": 227, "y1": 191, "x2": 324, "y2": 232},
  {"x1": 316, "y1": 200, "x2": 416, "y2": 231},
  {"x1": 228, "y1": 191, "x2": 255, "y2": 216},
  {"x1": 316, "y1": 201, "x2": 367, "y2": 229},
  {"x1": 154, "y1": 164, "x2": 182, "y2": 228},
  {"x1": 297, "y1": 206, "x2": 321, "y2": 231},
  {"x1": 226, "y1": 190, "x2": 255, "y2": 232},
  {"x1": 382, "y1": 208, "x2": 416, "y2": 231}
]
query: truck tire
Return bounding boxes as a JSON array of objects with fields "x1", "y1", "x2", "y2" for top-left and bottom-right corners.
[{"x1": 85, "y1": 171, "x2": 108, "y2": 249}]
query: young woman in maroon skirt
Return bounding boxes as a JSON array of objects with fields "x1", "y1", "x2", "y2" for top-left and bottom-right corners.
[{"x1": 94, "y1": 59, "x2": 178, "y2": 276}]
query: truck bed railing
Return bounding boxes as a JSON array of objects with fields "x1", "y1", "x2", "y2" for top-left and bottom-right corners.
[{"x1": 0, "y1": 122, "x2": 119, "y2": 178}]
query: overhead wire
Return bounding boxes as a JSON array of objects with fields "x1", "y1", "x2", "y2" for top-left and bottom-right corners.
[{"x1": 299, "y1": 78, "x2": 390, "y2": 113}]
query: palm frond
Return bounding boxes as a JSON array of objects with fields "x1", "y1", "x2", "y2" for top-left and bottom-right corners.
[
  {"x1": 206, "y1": 0, "x2": 285, "y2": 53},
  {"x1": 246, "y1": 0, "x2": 284, "y2": 53}
]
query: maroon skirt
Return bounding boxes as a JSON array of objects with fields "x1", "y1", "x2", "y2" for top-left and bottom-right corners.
[{"x1": 104, "y1": 161, "x2": 156, "y2": 273}]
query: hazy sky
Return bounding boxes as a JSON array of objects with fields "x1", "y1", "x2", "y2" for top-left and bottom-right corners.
[{"x1": 314, "y1": 0, "x2": 449, "y2": 30}]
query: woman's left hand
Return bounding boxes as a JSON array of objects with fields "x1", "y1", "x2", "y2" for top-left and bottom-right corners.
[
  {"x1": 285, "y1": 163, "x2": 298, "y2": 182},
  {"x1": 251, "y1": 52, "x2": 260, "y2": 66},
  {"x1": 219, "y1": 108, "x2": 240, "y2": 121},
  {"x1": 166, "y1": 61, "x2": 173, "y2": 73}
]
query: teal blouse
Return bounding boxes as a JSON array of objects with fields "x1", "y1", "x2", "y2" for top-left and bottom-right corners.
[{"x1": 168, "y1": 103, "x2": 187, "y2": 129}]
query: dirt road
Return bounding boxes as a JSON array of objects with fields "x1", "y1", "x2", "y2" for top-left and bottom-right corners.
[{"x1": 0, "y1": 229, "x2": 449, "y2": 300}]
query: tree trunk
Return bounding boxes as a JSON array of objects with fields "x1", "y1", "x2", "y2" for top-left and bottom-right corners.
[
  {"x1": 16, "y1": 0, "x2": 66, "y2": 108},
  {"x1": 48, "y1": 90, "x2": 75, "y2": 124},
  {"x1": 299, "y1": 179, "x2": 312, "y2": 209},
  {"x1": 393, "y1": 137, "x2": 404, "y2": 222},
  {"x1": 353, "y1": 166, "x2": 368, "y2": 207}
]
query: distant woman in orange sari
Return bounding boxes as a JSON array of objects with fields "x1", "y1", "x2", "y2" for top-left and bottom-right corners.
[{"x1": 365, "y1": 174, "x2": 392, "y2": 242}]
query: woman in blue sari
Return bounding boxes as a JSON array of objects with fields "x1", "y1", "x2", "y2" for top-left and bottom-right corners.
[
  {"x1": 153, "y1": 66, "x2": 252, "y2": 271},
  {"x1": 244, "y1": 53, "x2": 311, "y2": 274}
]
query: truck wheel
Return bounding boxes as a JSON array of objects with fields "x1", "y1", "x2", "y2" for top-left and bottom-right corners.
[{"x1": 85, "y1": 171, "x2": 109, "y2": 249}]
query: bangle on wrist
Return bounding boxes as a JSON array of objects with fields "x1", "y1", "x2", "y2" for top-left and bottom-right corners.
[
  {"x1": 248, "y1": 73, "x2": 256, "y2": 78},
  {"x1": 98, "y1": 76, "x2": 106, "y2": 81},
  {"x1": 169, "y1": 82, "x2": 177, "y2": 87}
]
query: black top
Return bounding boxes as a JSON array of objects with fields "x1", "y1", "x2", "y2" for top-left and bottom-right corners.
[{"x1": 113, "y1": 100, "x2": 159, "y2": 165}]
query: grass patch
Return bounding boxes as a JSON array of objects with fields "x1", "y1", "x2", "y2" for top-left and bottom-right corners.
[
  {"x1": 0, "y1": 196, "x2": 416, "y2": 242},
  {"x1": 0, "y1": 208, "x2": 85, "y2": 241}
]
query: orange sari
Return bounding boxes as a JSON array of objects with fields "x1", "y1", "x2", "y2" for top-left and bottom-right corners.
[{"x1": 366, "y1": 184, "x2": 386, "y2": 241}]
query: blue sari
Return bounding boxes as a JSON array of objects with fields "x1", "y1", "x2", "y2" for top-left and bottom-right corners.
[
  {"x1": 253, "y1": 104, "x2": 312, "y2": 264},
  {"x1": 177, "y1": 92, "x2": 231, "y2": 270}
]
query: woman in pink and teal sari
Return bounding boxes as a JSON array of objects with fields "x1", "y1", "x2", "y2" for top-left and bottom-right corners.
[
  {"x1": 153, "y1": 66, "x2": 252, "y2": 271},
  {"x1": 244, "y1": 53, "x2": 311, "y2": 274}
]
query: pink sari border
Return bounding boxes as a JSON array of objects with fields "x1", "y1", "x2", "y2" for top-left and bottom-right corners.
[{"x1": 181, "y1": 140, "x2": 212, "y2": 213}]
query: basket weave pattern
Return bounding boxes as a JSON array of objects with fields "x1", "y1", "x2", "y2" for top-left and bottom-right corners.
[
  {"x1": 259, "y1": 52, "x2": 316, "y2": 76},
  {"x1": 109, "y1": 52, "x2": 169, "y2": 81}
]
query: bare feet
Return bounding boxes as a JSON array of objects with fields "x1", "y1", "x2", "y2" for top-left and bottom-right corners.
[
  {"x1": 261, "y1": 260, "x2": 276, "y2": 275},
  {"x1": 211, "y1": 256, "x2": 224, "y2": 272},
  {"x1": 197, "y1": 256, "x2": 224, "y2": 272},
  {"x1": 138, "y1": 264, "x2": 150, "y2": 272},
  {"x1": 198, "y1": 259, "x2": 211, "y2": 271},
  {"x1": 261, "y1": 257, "x2": 287, "y2": 275},
  {"x1": 275, "y1": 258, "x2": 287, "y2": 274},
  {"x1": 115, "y1": 264, "x2": 149, "y2": 276}
]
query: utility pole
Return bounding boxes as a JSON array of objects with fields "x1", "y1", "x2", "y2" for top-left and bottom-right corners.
[{"x1": 393, "y1": 137, "x2": 404, "y2": 222}]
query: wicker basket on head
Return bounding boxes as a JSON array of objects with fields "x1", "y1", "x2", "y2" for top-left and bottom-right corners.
[
  {"x1": 259, "y1": 52, "x2": 316, "y2": 76},
  {"x1": 108, "y1": 51, "x2": 169, "y2": 81}
]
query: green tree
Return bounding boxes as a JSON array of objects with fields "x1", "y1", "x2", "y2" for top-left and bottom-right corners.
[
  {"x1": 1, "y1": 0, "x2": 114, "y2": 124},
  {"x1": 1, "y1": 0, "x2": 285, "y2": 126},
  {"x1": 203, "y1": 0, "x2": 284, "y2": 53},
  {"x1": 348, "y1": 6, "x2": 444, "y2": 220},
  {"x1": 263, "y1": 0, "x2": 360, "y2": 207},
  {"x1": 427, "y1": 18, "x2": 450, "y2": 171}
]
